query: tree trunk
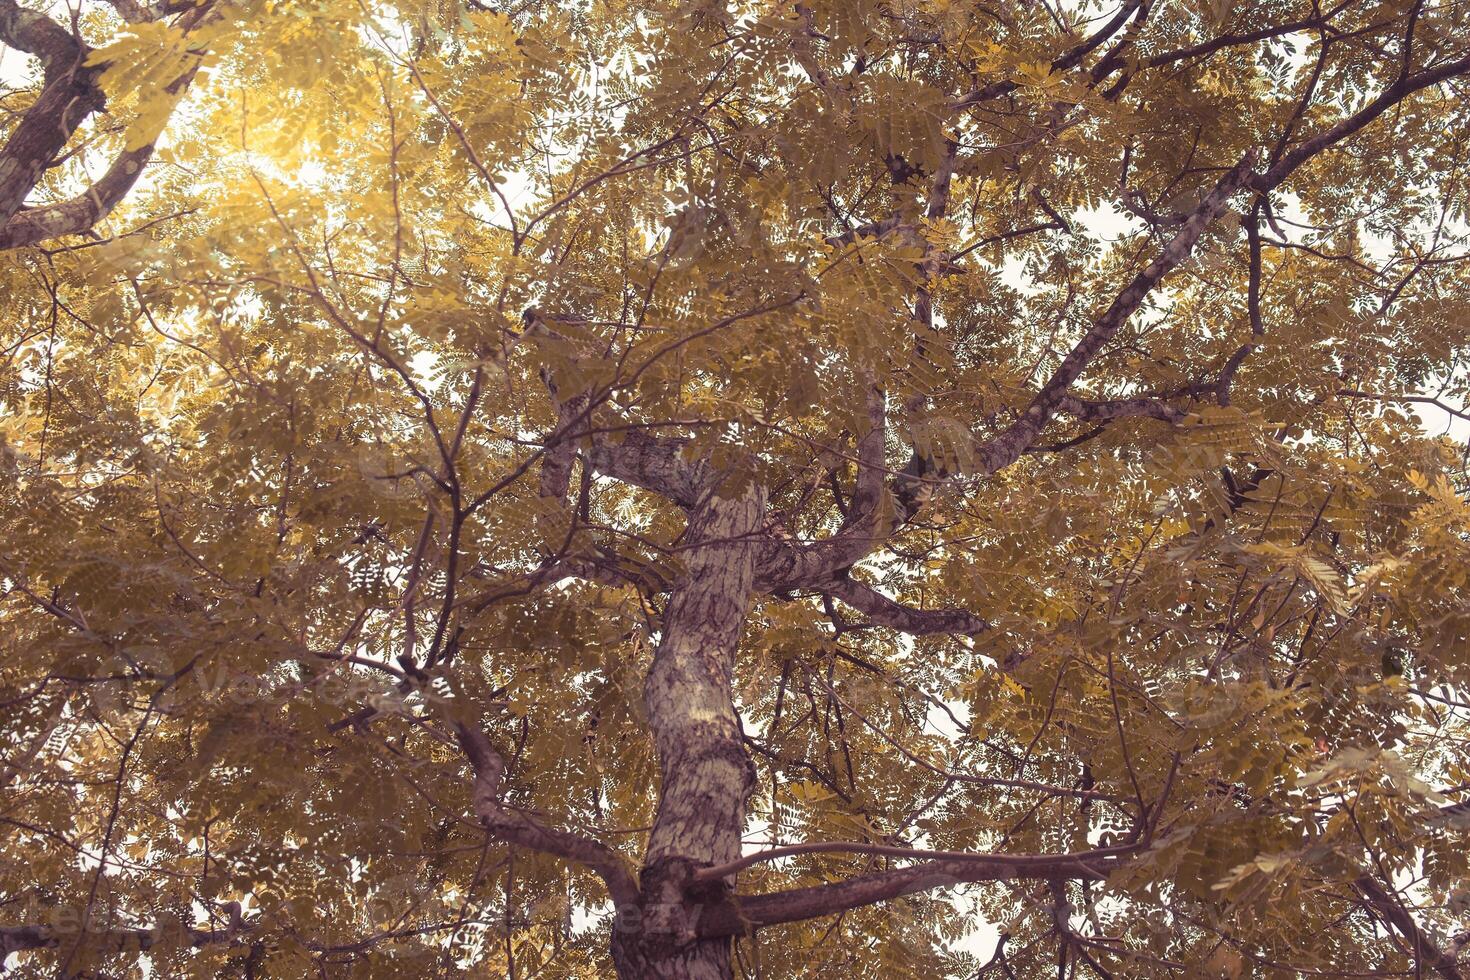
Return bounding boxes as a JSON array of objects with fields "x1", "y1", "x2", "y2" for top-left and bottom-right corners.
[{"x1": 611, "y1": 484, "x2": 763, "y2": 979}]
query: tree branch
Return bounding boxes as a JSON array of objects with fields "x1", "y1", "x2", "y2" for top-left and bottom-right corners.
[
  {"x1": 584, "y1": 427, "x2": 708, "y2": 510},
  {"x1": 0, "y1": 0, "x2": 83, "y2": 70},
  {"x1": 0, "y1": 144, "x2": 156, "y2": 250},
  {"x1": 754, "y1": 387, "x2": 892, "y2": 589},
  {"x1": 1355, "y1": 874, "x2": 1465, "y2": 980},
  {"x1": 971, "y1": 151, "x2": 1260, "y2": 476},
  {"x1": 453, "y1": 719, "x2": 640, "y2": 908},
  {"x1": 0, "y1": 1, "x2": 212, "y2": 251},
  {"x1": 0, "y1": 1, "x2": 102, "y2": 226},
  {"x1": 949, "y1": 0, "x2": 1144, "y2": 112},
  {"x1": 818, "y1": 574, "x2": 990, "y2": 636},
  {"x1": 696, "y1": 848, "x2": 1133, "y2": 936},
  {"x1": 1338, "y1": 390, "x2": 1470, "y2": 424},
  {"x1": 1259, "y1": 53, "x2": 1470, "y2": 192},
  {"x1": 694, "y1": 841, "x2": 1136, "y2": 886},
  {"x1": 1055, "y1": 393, "x2": 1189, "y2": 424},
  {"x1": 1, "y1": 903, "x2": 244, "y2": 958}
]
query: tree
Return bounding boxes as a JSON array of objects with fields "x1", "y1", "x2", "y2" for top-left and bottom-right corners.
[{"x1": 2, "y1": 0, "x2": 1470, "y2": 975}]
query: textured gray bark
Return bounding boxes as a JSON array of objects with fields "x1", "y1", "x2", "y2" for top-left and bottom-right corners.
[
  {"x1": 611, "y1": 483, "x2": 764, "y2": 979},
  {"x1": 0, "y1": 1, "x2": 205, "y2": 252},
  {"x1": 0, "y1": 1, "x2": 102, "y2": 226}
]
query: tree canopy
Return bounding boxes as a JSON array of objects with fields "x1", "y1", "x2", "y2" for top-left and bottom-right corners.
[{"x1": 3, "y1": 0, "x2": 1470, "y2": 976}]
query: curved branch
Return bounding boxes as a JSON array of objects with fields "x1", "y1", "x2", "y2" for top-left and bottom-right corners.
[
  {"x1": 584, "y1": 427, "x2": 707, "y2": 509},
  {"x1": 696, "y1": 848, "x2": 1133, "y2": 936},
  {"x1": 0, "y1": 2, "x2": 210, "y2": 251},
  {"x1": 0, "y1": 144, "x2": 155, "y2": 250},
  {"x1": 453, "y1": 720, "x2": 640, "y2": 908},
  {"x1": 949, "y1": 0, "x2": 1144, "y2": 113},
  {"x1": 754, "y1": 387, "x2": 891, "y2": 589},
  {"x1": 0, "y1": 2, "x2": 102, "y2": 227},
  {"x1": 0, "y1": 0, "x2": 82, "y2": 68},
  {"x1": 1355, "y1": 874, "x2": 1465, "y2": 980},
  {"x1": 819, "y1": 574, "x2": 989, "y2": 636},
  {"x1": 1338, "y1": 389, "x2": 1470, "y2": 425}
]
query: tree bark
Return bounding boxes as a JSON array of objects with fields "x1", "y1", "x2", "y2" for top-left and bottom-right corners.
[{"x1": 611, "y1": 482, "x2": 764, "y2": 979}]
